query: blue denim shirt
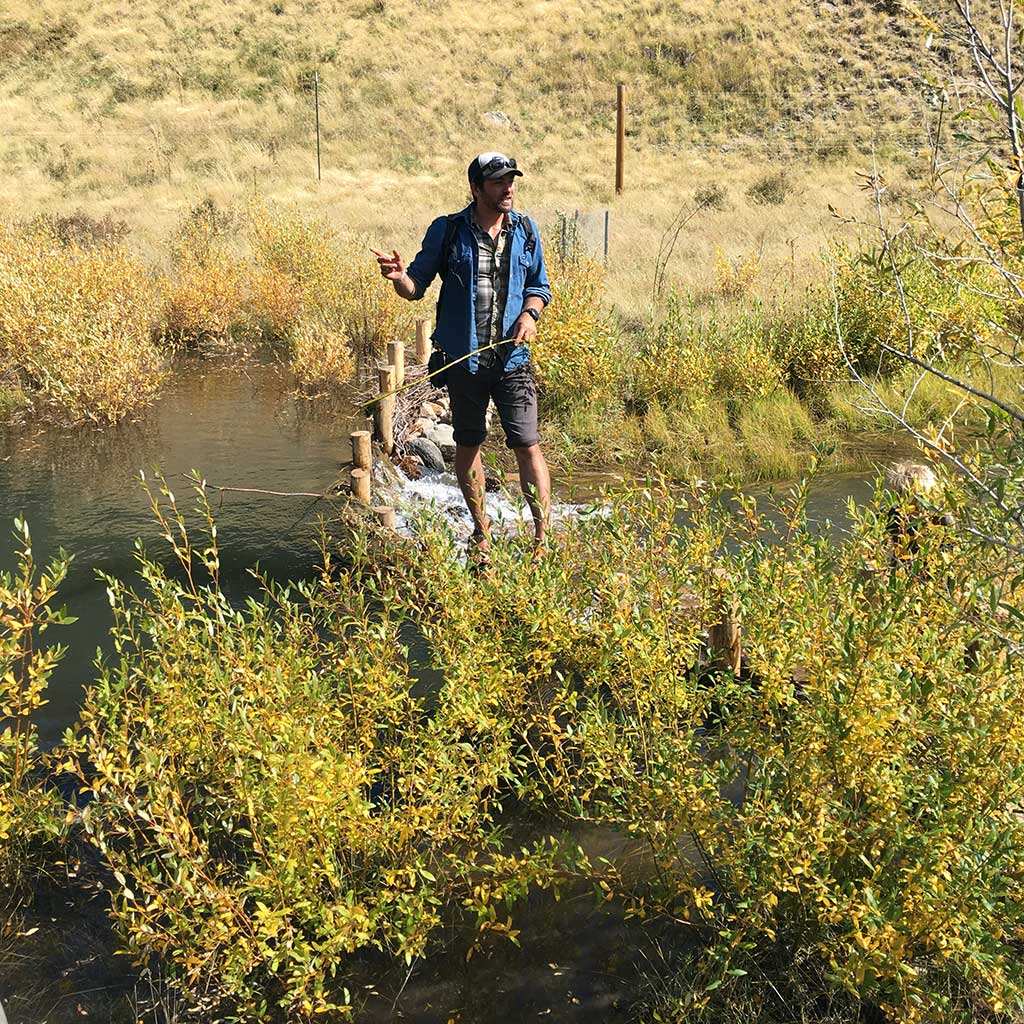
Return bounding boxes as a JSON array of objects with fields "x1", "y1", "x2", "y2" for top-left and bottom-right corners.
[{"x1": 405, "y1": 205, "x2": 551, "y2": 374}]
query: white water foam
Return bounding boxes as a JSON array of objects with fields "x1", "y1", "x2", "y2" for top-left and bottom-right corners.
[{"x1": 392, "y1": 469, "x2": 594, "y2": 540}]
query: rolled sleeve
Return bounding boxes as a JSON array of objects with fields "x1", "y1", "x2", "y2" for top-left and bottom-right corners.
[
  {"x1": 404, "y1": 216, "x2": 447, "y2": 301},
  {"x1": 523, "y1": 229, "x2": 552, "y2": 307}
]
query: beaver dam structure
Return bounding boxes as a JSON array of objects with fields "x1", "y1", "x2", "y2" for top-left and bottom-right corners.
[{"x1": 345, "y1": 319, "x2": 745, "y2": 677}]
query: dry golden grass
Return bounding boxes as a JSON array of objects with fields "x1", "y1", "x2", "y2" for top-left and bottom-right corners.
[{"x1": 0, "y1": 0, "x2": 939, "y2": 315}]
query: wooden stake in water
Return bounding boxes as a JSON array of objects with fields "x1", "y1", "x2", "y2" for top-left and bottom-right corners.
[
  {"x1": 350, "y1": 467, "x2": 371, "y2": 504},
  {"x1": 615, "y1": 83, "x2": 626, "y2": 195},
  {"x1": 387, "y1": 340, "x2": 405, "y2": 387},
  {"x1": 415, "y1": 319, "x2": 430, "y2": 364},
  {"x1": 708, "y1": 594, "x2": 742, "y2": 675},
  {"x1": 373, "y1": 505, "x2": 396, "y2": 531},
  {"x1": 375, "y1": 365, "x2": 396, "y2": 456},
  {"x1": 314, "y1": 71, "x2": 321, "y2": 182},
  {"x1": 350, "y1": 430, "x2": 372, "y2": 471}
]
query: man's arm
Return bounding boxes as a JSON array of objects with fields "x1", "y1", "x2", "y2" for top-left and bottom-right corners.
[
  {"x1": 511, "y1": 227, "x2": 551, "y2": 343},
  {"x1": 372, "y1": 216, "x2": 447, "y2": 301},
  {"x1": 373, "y1": 249, "x2": 418, "y2": 299}
]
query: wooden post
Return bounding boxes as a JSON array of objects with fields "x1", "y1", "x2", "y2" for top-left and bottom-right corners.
[
  {"x1": 387, "y1": 340, "x2": 405, "y2": 387},
  {"x1": 373, "y1": 505, "x2": 396, "y2": 531},
  {"x1": 604, "y1": 209, "x2": 610, "y2": 261},
  {"x1": 350, "y1": 430, "x2": 372, "y2": 471},
  {"x1": 350, "y1": 467, "x2": 371, "y2": 504},
  {"x1": 314, "y1": 71, "x2": 321, "y2": 182},
  {"x1": 708, "y1": 594, "x2": 741, "y2": 675},
  {"x1": 615, "y1": 83, "x2": 625, "y2": 195},
  {"x1": 375, "y1": 365, "x2": 396, "y2": 456},
  {"x1": 415, "y1": 319, "x2": 430, "y2": 364}
]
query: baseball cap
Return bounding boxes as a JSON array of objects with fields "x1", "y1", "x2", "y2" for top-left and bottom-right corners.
[{"x1": 468, "y1": 152, "x2": 523, "y2": 185}]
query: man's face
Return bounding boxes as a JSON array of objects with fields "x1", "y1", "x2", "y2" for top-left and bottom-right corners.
[{"x1": 474, "y1": 172, "x2": 517, "y2": 214}]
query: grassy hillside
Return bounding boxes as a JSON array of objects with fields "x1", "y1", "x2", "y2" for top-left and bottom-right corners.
[{"x1": 0, "y1": 0, "x2": 937, "y2": 308}]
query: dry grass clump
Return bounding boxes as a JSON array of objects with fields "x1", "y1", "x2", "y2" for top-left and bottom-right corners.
[{"x1": 0, "y1": 220, "x2": 166, "y2": 424}]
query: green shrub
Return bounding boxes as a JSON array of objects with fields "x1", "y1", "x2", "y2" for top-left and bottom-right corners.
[
  {"x1": 0, "y1": 520, "x2": 73, "y2": 893},
  {"x1": 74, "y1": 476, "x2": 576, "y2": 1019},
  {"x1": 391, "y1": 480, "x2": 1024, "y2": 1022}
]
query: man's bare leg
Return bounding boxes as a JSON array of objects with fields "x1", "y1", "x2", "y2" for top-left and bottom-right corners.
[
  {"x1": 454, "y1": 443, "x2": 490, "y2": 544},
  {"x1": 513, "y1": 443, "x2": 551, "y2": 551}
]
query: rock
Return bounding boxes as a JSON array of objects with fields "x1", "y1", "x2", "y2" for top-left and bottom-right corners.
[
  {"x1": 412, "y1": 417, "x2": 433, "y2": 435},
  {"x1": 419, "y1": 402, "x2": 438, "y2": 420},
  {"x1": 484, "y1": 110, "x2": 514, "y2": 129},
  {"x1": 408, "y1": 436, "x2": 446, "y2": 473},
  {"x1": 427, "y1": 401, "x2": 444, "y2": 417},
  {"x1": 397, "y1": 455, "x2": 423, "y2": 480},
  {"x1": 425, "y1": 422, "x2": 456, "y2": 462}
]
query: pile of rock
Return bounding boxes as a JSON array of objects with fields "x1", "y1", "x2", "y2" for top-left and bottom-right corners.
[
  {"x1": 399, "y1": 397, "x2": 452, "y2": 477},
  {"x1": 396, "y1": 390, "x2": 495, "y2": 479}
]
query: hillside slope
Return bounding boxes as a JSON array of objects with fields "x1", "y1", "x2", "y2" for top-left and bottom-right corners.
[{"x1": 0, "y1": 0, "x2": 940, "y2": 306}]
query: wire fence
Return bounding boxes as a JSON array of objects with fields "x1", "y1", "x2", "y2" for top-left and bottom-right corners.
[{"x1": 526, "y1": 208, "x2": 612, "y2": 263}]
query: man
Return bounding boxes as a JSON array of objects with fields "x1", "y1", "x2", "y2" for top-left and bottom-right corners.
[{"x1": 374, "y1": 152, "x2": 552, "y2": 564}]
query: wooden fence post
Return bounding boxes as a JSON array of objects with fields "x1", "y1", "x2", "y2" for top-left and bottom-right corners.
[
  {"x1": 415, "y1": 319, "x2": 430, "y2": 364},
  {"x1": 387, "y1": 340, "x2": 405, "y2": 387},
  {"x1": 708, "y1": 593, "x2": 742, "y2": 675},
  {"x1": 373, "y1": 506, "x2": 396, "y2": 531},
  {"x1": 616, "y1": 83, "x2": 626, "y2": 195},
  {"x1": 350, "y1": 468, "x2": 371, "y2": 503},
  {"x1": 375, "y1": 366, "x2": 396, "y2": 456},
  {"x1": 350, "y1": 430, "x2": 372, "y2": 471}
]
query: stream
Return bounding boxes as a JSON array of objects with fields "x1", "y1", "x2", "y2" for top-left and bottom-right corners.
[{"x1": 0, "y1": 353, "x2": 904, "y2": 1023}]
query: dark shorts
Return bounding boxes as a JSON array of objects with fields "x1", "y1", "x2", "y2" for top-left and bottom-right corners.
[{"x1": 447, "y1": 357, "x2": 541, "y2": 449}]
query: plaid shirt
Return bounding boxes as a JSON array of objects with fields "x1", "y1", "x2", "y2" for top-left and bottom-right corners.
[{"x1": 469, "y1": 215, "x2": 510, "y2": 366}]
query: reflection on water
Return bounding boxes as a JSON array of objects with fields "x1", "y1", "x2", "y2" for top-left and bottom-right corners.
[{"x1": 0, "y1": 354, "x2": 363, "y2": 739}]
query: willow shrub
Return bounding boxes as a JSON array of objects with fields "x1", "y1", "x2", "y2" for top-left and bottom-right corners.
[
  {"x1": 532, "y1": 250, "x2": 621, "y2": 415},
  {"x1": 0, "y1": 520, "x2": 73, "y2": 893},
  {"x1": 73, "y1": 472, "x2": 1024, "y2": 1021},
  {"x1": 391, "y1": 477, "x2": 1024, "y2": 1022},
  {"x1": 633, "y1": 294, "x2": 785, "y2": 414},
  {"x1": 73, "y1": 476, "x2": 578, "y2": 1020},
  {"x1": 246, "y1": 201, "x2": 410, "y2": 363},
  {"x1": 161, "y1": 205, "x2": 249, "y2": 348},
  {"x1": 829, "y1": 241, "x2": 1002, "y2": 374},
  {"x1": 0, "y1": 222, "x2": 166, "y2": 424}
]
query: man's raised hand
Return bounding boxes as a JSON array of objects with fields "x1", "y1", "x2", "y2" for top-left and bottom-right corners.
[{"x1": 371, "y1": 247, "x2": 406, "y2": 282}]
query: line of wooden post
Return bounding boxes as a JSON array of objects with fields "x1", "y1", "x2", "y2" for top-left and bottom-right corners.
[
  {"x1": 615, "y1": 83, "x2": 625, "y2": 195},
  {"x1": 354, "y1": 327, "x2": 432, "y2": 528},
  {"x1": 415, "y1": 319, "x2": 430, "y2": 364}
]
